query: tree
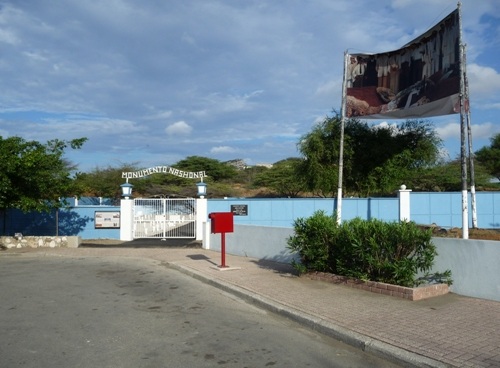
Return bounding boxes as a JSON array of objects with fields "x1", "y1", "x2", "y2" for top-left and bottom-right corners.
[
  {"x1": 411, "y1": 158, "x2": 495, "y2": 192},
  {"x1": 0, "y1": 136, "x2": 87, "y2": 213},
  {"x1": 254, "y1": 158, "x2": 306, "y2": 197},
  {"x1": 297, "y1": 113, "x2": 442, "y2": 197},
  {"x1": 234, "y1": 165, "x2": 269, "y2": 186},
  {"x1": 475, "y1": 133, "x2": 500, "y2": 181},
  {"x1": 296, "y1": 116, "x2": 343, "y2": 197},
  {"x1": 75, "y1": 157, "x2": 242, "y2": 199},
  {"x1": 74, "y1": 163, "x2": 143, "y2": 199},
  {"x1": 134, "y1": 156, "x2": 239, "y2": 198},
  {"x1": 175, "y1": 156, "x2": 238, "y2": 182}
]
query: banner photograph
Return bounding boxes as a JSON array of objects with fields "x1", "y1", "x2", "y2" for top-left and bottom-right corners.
[{"x1": 346, "y1": 9, "x2": 460, "y2": 119}]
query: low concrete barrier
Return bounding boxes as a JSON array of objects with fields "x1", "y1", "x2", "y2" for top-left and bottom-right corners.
[
  {"x1": 431, "y1": 238, "x2": 500, "y2": 302},
  {"x1": 0, "y1": 236, "x2": 81, "y2": 249},
  {"x1": 206, "y1": 224, "x2": 297, "y2": 263}
]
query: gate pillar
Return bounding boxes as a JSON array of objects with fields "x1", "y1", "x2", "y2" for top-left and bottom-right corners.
[
  {"x1": 120, "y1": 198, "x2": 134, "y2": 241},
  {"x1": 398, "y1": 184, "x2": 412, "y2": 222},
  {"x1": 196, "y1": 197, "x2": 207, "y2": 241}
]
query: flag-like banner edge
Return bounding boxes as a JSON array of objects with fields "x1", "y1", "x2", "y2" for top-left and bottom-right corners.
[{"x1": 345, "y1": 8, "x2": 461, "y2": 120}]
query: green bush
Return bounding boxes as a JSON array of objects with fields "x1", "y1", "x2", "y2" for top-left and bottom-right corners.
[
  {"x1": 287, "y1": 210, "x2": 338, "y2": 274},
  {"x1": 287, "y1": 211, "x2": 451, "y2": 287}
]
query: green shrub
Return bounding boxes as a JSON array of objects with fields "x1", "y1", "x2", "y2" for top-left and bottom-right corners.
[
  {"x1": 287, "y1": 211, "x2": 451, "y2": 287},
  {"x1": 287, "y1": 210, "x2": 338, "y2": 273}
]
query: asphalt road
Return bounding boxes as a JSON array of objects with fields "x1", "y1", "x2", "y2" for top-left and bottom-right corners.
[{"x1": 0, "y1": 254, "x2": 401, "y2": 368}]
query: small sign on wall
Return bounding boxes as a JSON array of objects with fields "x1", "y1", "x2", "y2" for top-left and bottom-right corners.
[
  {"x1": 230, "y1": 204, "x2": 248, "y2": 216},
  {"x1": 95, "y1": 211, "x2": 120, "y2": 229}
]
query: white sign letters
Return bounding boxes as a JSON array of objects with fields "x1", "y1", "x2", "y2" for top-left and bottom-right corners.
[{"x1": 122, "y1": 166, "x2": 207, "y2": 180}]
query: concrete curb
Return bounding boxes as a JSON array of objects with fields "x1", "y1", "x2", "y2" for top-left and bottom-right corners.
[{"x1": 167, "y1": 261, "x2": 450, "y2": 368}]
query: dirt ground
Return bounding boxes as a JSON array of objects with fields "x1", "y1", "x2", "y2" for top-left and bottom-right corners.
[{"x1": 428, "y1": 227, "x2": 500, "y2": 241}]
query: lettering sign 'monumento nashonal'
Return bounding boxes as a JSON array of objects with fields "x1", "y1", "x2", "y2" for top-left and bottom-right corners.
[{"x1": 122, "y1": 166, "x2": 207, "y2": 180}]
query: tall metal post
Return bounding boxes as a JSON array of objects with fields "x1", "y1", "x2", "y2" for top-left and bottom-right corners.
[
  {"x1": 220, "y1": 233, "x2": 227, "y2": 268},
  {"x1": 337, "y1": 50, "x2": 349, "y2": 224},
  {"x1": 463, "y1": 46, "x2": 477, "y2": 229},
  {"x1": 458, "y1": 2, "x2": 469, "y2": 239}
]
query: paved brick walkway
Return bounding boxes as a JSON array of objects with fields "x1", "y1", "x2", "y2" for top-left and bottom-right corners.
[{"x1": 3, "y1": 246, "x2": 499, "y2": 367}]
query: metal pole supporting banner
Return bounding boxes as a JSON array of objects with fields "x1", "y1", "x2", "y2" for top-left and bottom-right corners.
[
  {"x1": 337, "y1": 50, "x2": 349, "y2": 224},
  {"x1": 463, "y1": 45, "x2": 478, "y2": 229},
  {"x1": 458, "y1": 2, "x2": 469, "y2": 239}
]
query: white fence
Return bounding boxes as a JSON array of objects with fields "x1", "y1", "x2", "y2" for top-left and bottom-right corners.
[{"x1": 133, "y1": 198, "x2": 196, "y2": 239}]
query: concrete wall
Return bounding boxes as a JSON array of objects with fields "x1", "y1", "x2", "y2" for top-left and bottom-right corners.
[
  {"x1": 1, "y1": 236, "x2": 81, "y2": 249},
  {"x1": 431, "y1": 238, "x2": 500, "y2": 302},
  {"x1": 204, "y1": 224, "x2": 500, "y2": 302},
  {"x1": 206, "y1": 225, "x2": 298, "y2": 263}
]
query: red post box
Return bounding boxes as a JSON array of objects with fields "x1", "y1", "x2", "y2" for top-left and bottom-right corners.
[
  {"x1": 208, "y1": 212, "x2": 234, "y2": 268},
  {"x1": 208, "y1": 212, "x2": 234, "y2": 234}
]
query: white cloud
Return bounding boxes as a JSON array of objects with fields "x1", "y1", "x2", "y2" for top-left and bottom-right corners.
[
  {"x1": 23, "y1": 51, "x2": 48, "y2": 62},
  {"x1": 143, "y1": 110, "x2": 173, "y2": 121},
  {"x1": 0, "y1": 28, "x2": 18, "y2": 45},
  {"x1": 482, "y1": 102, "x2": 500, "y2": 110},
  {"x1": 436, "y1": 121, "x2": 499, "y2": 141},
  {"x1": 315, "y1": 79, "x2": 339, "y2": 98},
  {"x1": 436, "y1": 122, "x2": 460, "y2": 140},
  {"x1": 472, "y1": 122, "x2": 500, "y2": 140},
  {"x1": 210, "y1": 146, "x2": 236, "y2": 154},
  {"x1": 372, "y1": 121, "x2": 399, "y2": 135},
  {"x1": 196, "y1": 90, "x2": 264, "y2": 116},
  {"x1": 0, "y1": 0, "x2": 499, "y2": 171},
  {"x1": 467, "y1": 63, "x2": 500, "y2": 98},
  {"x1": 165, "y1": 121, "x2": 192, "y2": 136}
]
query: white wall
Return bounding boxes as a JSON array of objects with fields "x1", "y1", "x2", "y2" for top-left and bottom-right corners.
[
  {"x1": 431, "y1": 238, "x2": 500, "y2": 302},
  {"x1": 206, "y1": 225, "x2": 297, "y2": 263}
]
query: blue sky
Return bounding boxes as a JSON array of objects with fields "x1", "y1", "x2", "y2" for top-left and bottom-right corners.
[{"x1": 1, "y1": 0, "x2": 499, "y2": 172}]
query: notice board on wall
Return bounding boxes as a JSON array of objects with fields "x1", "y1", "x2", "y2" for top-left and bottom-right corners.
[
  {"x1": 230, "y1": 204, "x2": 248, "y2": 216},
  {"x1": 95, "y1": 211, "x2": 120, "y2": 229}
]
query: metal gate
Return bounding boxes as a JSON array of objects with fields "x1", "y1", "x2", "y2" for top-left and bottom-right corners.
[{"x1": 133, "y1": 198, "x2": 196, "y2": 239}]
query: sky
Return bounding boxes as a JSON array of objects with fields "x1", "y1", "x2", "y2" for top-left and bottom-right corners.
[{"x1": 1, "y1": 0, "x2": 499, "y2": 173}]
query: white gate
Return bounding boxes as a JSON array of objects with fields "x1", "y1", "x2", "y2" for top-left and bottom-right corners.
[{"x1": 133, "y1": 198, "x2": 196, "y2": 239}]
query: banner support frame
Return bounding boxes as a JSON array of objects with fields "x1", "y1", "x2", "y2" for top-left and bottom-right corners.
[{"x1": 337, "y1": 50, "x2": 349, "y2": 224}]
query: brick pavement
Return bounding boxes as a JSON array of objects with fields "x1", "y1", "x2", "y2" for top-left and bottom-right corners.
[{"x1": 3, "y1": 246, "x2": 500, "y2": 368}]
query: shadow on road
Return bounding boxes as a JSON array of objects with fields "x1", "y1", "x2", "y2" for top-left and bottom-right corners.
[
  {"x1": 251, "y1": 258, "x2": 299, "y2": 277},
  {"x1": 81, "y1": 238, "x2": 202, "y2": 249}
]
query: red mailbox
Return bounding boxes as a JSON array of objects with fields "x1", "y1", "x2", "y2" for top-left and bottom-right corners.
[
  {"x1": 208, "y1": 212, "x2": 234, "y2": 234},
  {"x1": 208, "y1": 212, "x2": 234, "y2": 268}
]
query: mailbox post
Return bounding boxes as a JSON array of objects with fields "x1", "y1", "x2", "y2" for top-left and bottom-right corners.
[{"x1": 208, "y1": 212, "x2": 234, "y2": 268}]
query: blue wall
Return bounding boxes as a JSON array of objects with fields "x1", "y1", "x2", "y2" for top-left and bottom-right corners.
[
  {"x1": 208, "y1": 197, "x2": 399, "y2": 227},
  {"x1": 1, "y1": 206, "x2": 120, "y2": 239},
  {"x1": 1, "y1": 192, "x2": 499, "y2": 239},
  {"x1": 410, "y1": 192, "x2": 500, "y2": 228}
]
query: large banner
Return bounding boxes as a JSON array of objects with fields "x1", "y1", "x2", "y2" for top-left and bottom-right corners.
[{"x1": 345, "y1": 9, "x2": 460, "y2": 119}]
